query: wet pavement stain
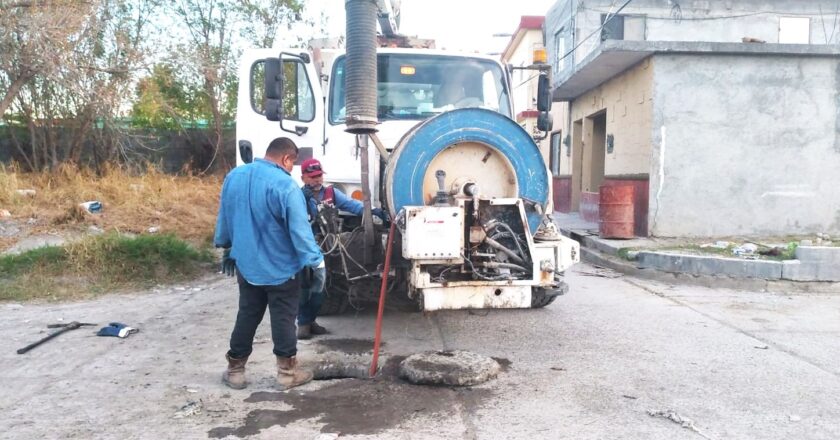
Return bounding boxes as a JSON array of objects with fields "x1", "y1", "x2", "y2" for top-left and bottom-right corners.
[
  {"x1": 208, "y1": 357, "x2": 495, "y2": 438},
  {"x1": 314, "y1": 338, "x2": 382, "y2": 354}
]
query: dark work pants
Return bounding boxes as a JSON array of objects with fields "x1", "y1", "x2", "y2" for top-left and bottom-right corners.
[
  {"x1": 228, "y1": 271, "x2": 300, "y2": 359},
  {"x1": 297, "y1": 285, "x2": 325, "y2": 326}
]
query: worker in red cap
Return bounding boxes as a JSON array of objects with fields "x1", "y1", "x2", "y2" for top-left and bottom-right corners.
[{"x1": 297, "y1": 158, "x2": 387, "y2": 339}]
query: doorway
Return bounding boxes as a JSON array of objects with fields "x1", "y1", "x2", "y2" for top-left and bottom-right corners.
[{"x1": 585, "y1": 111, "x2": 606, "y2": 193}]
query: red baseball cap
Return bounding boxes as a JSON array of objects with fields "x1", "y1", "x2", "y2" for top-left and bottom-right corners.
[{"x1": 300, "y1": 158, "x2": 324, "y2": 177}]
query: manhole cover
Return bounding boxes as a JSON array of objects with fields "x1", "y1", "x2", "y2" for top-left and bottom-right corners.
[{"x1": 399, "y1": 350, "x2": 500, "y2": 386}]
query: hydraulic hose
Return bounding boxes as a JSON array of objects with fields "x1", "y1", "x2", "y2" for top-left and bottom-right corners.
[{"x1": 370, "y1": 220, "x2": 396, "y2": 377}]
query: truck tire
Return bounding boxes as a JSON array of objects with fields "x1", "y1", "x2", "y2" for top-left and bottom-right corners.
[
  {"x1": 318, "y1": 289, "x2": 349, "y2": 316},
  {"x1": 531, "y1": 281, "x2": 569, "y2": 308}
]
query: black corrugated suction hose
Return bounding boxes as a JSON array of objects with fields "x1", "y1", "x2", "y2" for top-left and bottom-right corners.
[{"x1": 345, "y1": 0, "x2": 378, "y2": 134}]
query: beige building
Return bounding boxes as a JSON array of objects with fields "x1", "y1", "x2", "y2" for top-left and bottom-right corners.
[{"x1": 501, "y1": 16, "x2": 571, "y2": 214}]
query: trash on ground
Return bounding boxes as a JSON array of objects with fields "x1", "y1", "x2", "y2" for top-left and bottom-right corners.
[
  {"x1": 79, "y1": 201, "x2": 103, "y2": 214},
  {"x1": 15, "y1": 189, "x2": 36, "y2": 197},
  {"x1": 647, "y1": 409, "x2": 712, "y2": 439},
  {"x1": 173, "y1": 400, "x2": 203, "y2": 419},
  {"x1": 754, "y1": 344, "x2": 769, "y2": 350},
  {"x1": 96, "y1": 322, "x2": 139, "y2": 338},
  {"x1": 700, "y1": 241, "x2": 730, "y2": 249},
  {"x1": 148, "y1": 226, "x2": 160, "y2": 234},
  {"x1": 575, "y1": 265, "x2": 622, "y2": 278},
  {"x1": 622, "y1": 394, "x2": 638, "y2": 399},
  {"x1": 732, "y1": 243, "x2": 758, "y2": 256},
  {"x1": 0, "y1": 209, "x2": 11, "y2": 218}
]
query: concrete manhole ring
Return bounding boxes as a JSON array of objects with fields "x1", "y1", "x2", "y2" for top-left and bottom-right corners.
[{"x1": 399, "y1": 350, "x2": 501, "y2": 386}]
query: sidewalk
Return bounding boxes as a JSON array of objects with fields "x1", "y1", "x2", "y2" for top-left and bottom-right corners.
[{"x1": 552, "y1": 212, "x2": 840, "y2": 290}]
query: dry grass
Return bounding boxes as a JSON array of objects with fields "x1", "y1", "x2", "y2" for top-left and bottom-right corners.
[{"x1": 0, "y1": 163, "x2": 222, "y2": 246}]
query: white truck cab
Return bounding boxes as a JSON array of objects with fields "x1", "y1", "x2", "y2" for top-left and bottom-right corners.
[{"x1": 235, "y1": 44, "x2": 514, "y2": 205}]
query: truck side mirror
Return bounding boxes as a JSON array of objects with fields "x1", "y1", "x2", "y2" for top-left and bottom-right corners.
[
  {"x1": 537, "y1": 74, "x2": 552, "y2": 112},
  {"x1": 264, "y1": 58, "x2": 283, "y2": 122},
  {"x1": 537, "y1": 111, "x2": 553, "y2": 132}
]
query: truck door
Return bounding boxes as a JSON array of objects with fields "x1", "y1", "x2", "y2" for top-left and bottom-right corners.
[{"x1": 236, "y1": 49, "x2": 324, "y2": 177}]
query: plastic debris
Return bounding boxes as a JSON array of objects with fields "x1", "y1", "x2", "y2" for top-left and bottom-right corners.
[
  {"x1": 148, "y1": 226, "x2": 160, "y2": 234},
  {"x1": 647, "y1": 409, "x2": 712, "y2": 439},
  {"x1": 732, "y1": 243, "x2": 758, "y2": 256},
  {"x1": 0, "y1": 209, "x2": 11, "y2": 218},
  {"x1": 700, "y1": 241, "x2": 730, "y2": 249},
  {"x1": 173, "y1": 400, "x2": 203, "y2": 419},
  {"x1": 79, "y1": 201, "x2": 102, "y2": 214},
  {"x1": 15, "y1": 189, "x2": 36, "y2": 197}
]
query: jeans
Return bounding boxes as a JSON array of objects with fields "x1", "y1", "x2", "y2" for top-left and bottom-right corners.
[
  {"x1": 228, "y1": 271, "x2": 300, "y2": 359},
  {"x1": 297, "y1": 284, "x2": 325, "y2": 326}
]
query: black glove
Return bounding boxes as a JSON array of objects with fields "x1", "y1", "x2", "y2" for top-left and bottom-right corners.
[
  {"x1": 221, "y1": 248, "x2": 236, "y2": 277},
  {"x1": 372, "y1": 208, "x2": 389, "y2": 222},
  {"x1": 302, "y1": 185, "x2": 315, "y2": 200}
]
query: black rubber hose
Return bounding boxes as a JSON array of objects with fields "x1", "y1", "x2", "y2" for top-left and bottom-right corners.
[{"x1": 345, "y1": 0, "x2": 378, "y2": 134}]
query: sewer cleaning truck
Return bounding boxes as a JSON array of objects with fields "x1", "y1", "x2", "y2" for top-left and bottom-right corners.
[{"x1": 235, "y1": 0, "x2": 579, "y2": 313}]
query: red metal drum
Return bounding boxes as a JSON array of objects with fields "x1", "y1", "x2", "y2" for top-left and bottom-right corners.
[{"x1": 598, "y1": 185, "x2": 635, "y2": 239}]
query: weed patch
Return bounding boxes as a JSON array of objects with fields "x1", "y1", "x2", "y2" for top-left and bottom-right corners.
[{"x1": 0, "y1": 233, "x2": 212, "y2": 301}]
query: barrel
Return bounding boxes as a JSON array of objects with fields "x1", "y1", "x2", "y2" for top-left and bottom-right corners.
[{"x1": 598, "y1": 184, "x2": 635, "y2": 239}]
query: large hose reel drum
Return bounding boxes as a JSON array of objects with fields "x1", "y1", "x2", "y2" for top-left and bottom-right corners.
[{"x1": 384, "y1": 108, "x2": 550, "y2": 233}]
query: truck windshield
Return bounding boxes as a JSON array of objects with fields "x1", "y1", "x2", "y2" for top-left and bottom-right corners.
[{"x1": 329, "y1": 54, "x2": 511, "y2": 124}]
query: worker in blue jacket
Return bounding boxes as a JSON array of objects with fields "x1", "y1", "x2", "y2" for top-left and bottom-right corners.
[
  {"x1": 297, "y1": 158, "x2": 386, "y2": 339},
  {"x1": 214, "y1": 137, "x2": 324, "y2": 391}
]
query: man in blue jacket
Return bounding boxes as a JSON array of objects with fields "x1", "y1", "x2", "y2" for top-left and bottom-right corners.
[{"x1": 214, "y1": 137, "x2": 325, "y2": 390}]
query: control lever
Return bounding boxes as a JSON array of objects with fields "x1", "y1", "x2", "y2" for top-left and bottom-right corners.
[{"x1": 433, "y1": 170, "x2": 450, "y2": 206}]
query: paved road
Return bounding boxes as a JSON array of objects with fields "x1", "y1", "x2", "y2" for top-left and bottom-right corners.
[{"x1": 1, "y1": 265, "x2": 839, "y2": 439}]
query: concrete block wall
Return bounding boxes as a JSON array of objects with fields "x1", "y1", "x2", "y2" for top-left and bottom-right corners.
[{"x1": 649, "y1": 54, "x2": 840, "y2": 237}]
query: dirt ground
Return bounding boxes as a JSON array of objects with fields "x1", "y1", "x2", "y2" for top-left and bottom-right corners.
[{"x1": 2, "y1": 265, "x2": 840, "y2": 439}]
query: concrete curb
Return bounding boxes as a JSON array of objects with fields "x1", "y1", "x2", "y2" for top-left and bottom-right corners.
[{"x1": 561, "y1": 226, "x2": 840, "y2": 292}]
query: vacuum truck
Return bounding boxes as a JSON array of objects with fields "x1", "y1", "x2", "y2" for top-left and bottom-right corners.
[{"x1": 235, "y1": 0, "x2": 579, "y2": 313}]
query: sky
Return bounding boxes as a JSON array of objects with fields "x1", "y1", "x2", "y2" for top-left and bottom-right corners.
[{"x1": 291, "y1": 0, "x2": 558, "y2": 54}]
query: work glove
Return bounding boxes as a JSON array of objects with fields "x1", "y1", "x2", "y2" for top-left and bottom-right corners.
[
  {"x1": 301, "y1": 185, "x2": 315, "y2": 200},
  {"x1": 372, "y1": 208, "x2": 389, "y2": 222},
  {"x1": 96, "y1": 322, "x2": 139, "y2": 338},
  {"x1": 311, "y1": 260, "x2": 326, "y2": 293},
  {"x1": 220, "y1": 248, "x2": 236, "y2": 277}
]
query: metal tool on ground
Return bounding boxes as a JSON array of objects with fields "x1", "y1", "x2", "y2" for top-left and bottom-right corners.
[{"x1": 17, "y1": 321, "x2": 96, "y2": 354}]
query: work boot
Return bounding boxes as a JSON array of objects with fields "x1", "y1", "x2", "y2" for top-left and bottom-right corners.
[
  {"x1": 297, "y1": 324, "x2": 312, "y2": 340},
  {"x1": 276, "y1": 356, "x2": 313, "y2": 390},
  {"x1": 310, "y1": 321, "x2": 329, "y2": 335},
  {"x1": 222, "y1": 353, "x2": 249, "y2": 390}
]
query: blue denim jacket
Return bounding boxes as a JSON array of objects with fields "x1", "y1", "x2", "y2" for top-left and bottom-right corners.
[{"x1": 214, "y1": 159, "x2": 323, "y2": 285}]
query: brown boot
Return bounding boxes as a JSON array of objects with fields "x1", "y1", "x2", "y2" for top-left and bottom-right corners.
[
  {"x1": 276, "y1": 356, "x2": 313, "y2": 390},
  {"x1": 297, "y1": 324, "x2": 312, "y2": 340},
  {"x1": 222, "y1": 353, "x2": 249, "y2": 390}
]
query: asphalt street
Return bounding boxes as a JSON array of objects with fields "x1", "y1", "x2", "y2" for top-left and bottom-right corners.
[{"x1": 1, "y1": 264, "x2": 839, "y2": 439}]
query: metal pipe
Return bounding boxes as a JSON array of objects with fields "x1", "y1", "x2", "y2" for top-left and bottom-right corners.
[
  {"x1": 358, "y1": 135, "x2": 375, "y2": 264},
  {"x1": 478, "y1": 261, "x2": 528, "y2": 272}
]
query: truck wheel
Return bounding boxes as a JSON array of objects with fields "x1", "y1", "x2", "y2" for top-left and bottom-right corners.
[
  {"x1": 318, "y1": 290, "x2": 349, "y2": 316},
  {"x1": 531, "y1": 282, "x2": 569, "y2": 308}
]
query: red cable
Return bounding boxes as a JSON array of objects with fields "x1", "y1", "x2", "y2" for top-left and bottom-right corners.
[{"x1": 370, "y1": 220, "x2": 396, "y2": 377}]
